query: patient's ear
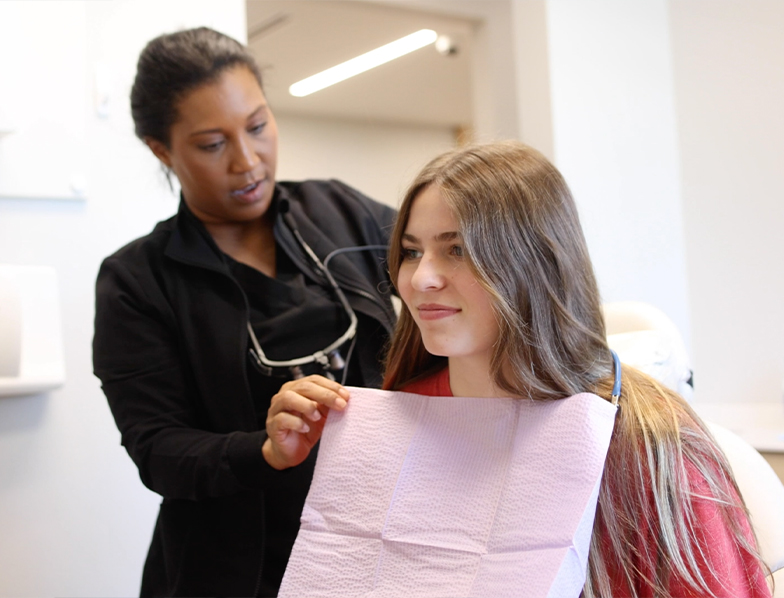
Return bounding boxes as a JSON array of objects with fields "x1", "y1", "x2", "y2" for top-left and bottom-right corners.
[{"x1": 145, "y1": 137, "x2": 173, "y2": 168}]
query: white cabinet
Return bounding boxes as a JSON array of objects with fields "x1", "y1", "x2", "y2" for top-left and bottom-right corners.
[{"x1": 0, "y1": 265, "x2": 65, "y2": 396}]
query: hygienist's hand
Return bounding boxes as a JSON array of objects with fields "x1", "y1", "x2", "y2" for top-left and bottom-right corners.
[{"x1": 262, "y1": 375, "x2": 349, "y2": 470}]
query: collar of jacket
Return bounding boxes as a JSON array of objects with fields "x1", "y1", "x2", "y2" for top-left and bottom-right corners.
[
  {"x1": 272, "y1": 190, "x2": 378, "y2": 295},
  {"x1": 271, "y1": 190, "x2": 396, "y2": 331},
  {"x1": 163, "y1": 195, "x2": 233, "y2": 274},
  {"x1": 161, "y1": 187, "x2": 396, "y2": 331},
  {"x1": 160, "y1": 188, "x2": 298, "y2": 277}
]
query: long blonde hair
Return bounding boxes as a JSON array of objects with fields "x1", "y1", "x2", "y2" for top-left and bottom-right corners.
[{"x1": 384, "y1": 141, "x2": 769, "y2": 597}]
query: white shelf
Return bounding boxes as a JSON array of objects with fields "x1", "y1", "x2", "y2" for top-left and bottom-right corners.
[
  {"x1": 0, "y1": 193, "x2": 86, "y2": 202},
  {"x1": 0, "y1": 265, "x2": 66, "y2": 398},
  {"x1": 0, "y1": 377, "x2": 64, "y2": 397}
]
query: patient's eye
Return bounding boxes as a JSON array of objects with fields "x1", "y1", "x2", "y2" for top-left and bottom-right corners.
[
  {"x1": 450, "y1": 244, "x2": 464, "y2": 258},
  {"x1": 401, "y1": 247, "x2": 422, "y2": 260}
]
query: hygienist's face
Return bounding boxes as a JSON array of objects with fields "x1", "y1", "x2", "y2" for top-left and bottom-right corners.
[
  {"x1": 148, "y1": 65, "x2": 278, "y2": 226},
  {"x1": 397, "y1": 185, "x2": 500, "y2": 367}
]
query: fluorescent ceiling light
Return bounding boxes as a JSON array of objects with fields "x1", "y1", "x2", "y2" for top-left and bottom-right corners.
[{"x1": 289, "y1": 29, "x2": 438, "y2": 97}]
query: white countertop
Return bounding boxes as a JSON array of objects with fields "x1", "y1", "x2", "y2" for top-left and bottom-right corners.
[{"x1": 692, "y1": 402, "x2": 784, "y2": 453}]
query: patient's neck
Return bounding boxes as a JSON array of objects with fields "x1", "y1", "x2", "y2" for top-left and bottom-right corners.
[{"x1": 448, "y1": 356, "x2": 504, "y2": 398}]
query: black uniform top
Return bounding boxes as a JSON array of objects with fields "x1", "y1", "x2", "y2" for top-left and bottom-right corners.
[
  {"x1": 228, "y1": 249, "x2": 365, "y2": 594},
  {"x1": 93, "y1": 180, "x2": 397, "y2": 597}
]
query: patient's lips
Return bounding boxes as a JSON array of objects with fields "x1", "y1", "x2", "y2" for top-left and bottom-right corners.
[{"x1": 417, "y1": 303, "x2": 460, "y2": 321}]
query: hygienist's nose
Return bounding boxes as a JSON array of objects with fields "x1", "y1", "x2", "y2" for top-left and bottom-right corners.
[
  {"x1": 410, "y1": 254, "x2": 446, "y2": 291},
  {"x1": 230, "y1": 134, "x2": 260, "y2": 173}
]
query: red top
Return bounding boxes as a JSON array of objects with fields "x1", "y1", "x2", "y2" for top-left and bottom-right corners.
[{"x1": 402, "y1": 367, "x2": 772, "y2": 598}]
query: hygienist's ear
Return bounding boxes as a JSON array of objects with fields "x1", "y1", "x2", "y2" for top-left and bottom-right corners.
[{"x1": 145, "y1": 137, "x2": 173, "y2": 168}]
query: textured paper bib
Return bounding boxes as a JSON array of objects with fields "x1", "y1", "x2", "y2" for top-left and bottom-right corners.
[{"x1": 279, "y1": 387, "x2": 616, "y2": 598}]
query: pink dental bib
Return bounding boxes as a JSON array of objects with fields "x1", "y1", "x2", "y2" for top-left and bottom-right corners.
[{"x1": 279, "y1": 387, "x2": 616, "y2": 598}]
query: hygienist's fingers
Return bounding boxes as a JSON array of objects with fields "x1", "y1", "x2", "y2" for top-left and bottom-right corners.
[
  {"x1": 268, "y1": 410, "x2": 312, "y2": 435},
  {"x1": 272, "y1": 391, "x2": 322, "y2": 423},
  {"x1": 291, "y1": 375, "x2": 349, "y2": 406},
  {"x1": 270, "y1": 375, "x2": 349, "y2": 419},
  {"x1": 263, "y1": 375, "x2": 348, "y2": 470},
  {"x1": 263, "y1": 408, "x2": 328, "y2": 470},
  {"x1": 270, "y1": 390, "x2": 325, "y2": 423}
]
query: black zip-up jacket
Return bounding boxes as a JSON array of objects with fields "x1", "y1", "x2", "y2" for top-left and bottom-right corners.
[{"x1": 93, "y1": 180, "x2": 397, "y2": 597}]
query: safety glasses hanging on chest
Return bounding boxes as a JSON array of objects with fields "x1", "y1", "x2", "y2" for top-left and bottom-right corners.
[{"x1": 247, "y1": 207, "x2": 386, "y2": 385}]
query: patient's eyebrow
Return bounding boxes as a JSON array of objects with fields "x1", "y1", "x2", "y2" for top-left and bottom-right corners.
[
  {"x1": 402, "y1": 231, "x2": 461, "y2": 243},
  {"x1": 435, "y1": 231, "x2": 460, "y2": 242}
]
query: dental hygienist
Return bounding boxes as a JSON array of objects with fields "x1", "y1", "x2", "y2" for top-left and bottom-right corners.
[{"x1": 92, "y1": 27, "x2": 397, "y2": 598}]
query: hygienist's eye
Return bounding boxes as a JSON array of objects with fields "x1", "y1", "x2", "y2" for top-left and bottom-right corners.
[
  {"x1": 198, "y1": 140, "x2": 225, "y2": 152},
  {"x1": 249, "y1": 122, "x2": 267, "y2": 135}
]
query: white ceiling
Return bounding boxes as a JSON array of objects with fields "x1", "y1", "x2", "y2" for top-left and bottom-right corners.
[{"x1": 245, "y1": 0, "x2": 475, "y2": 128}]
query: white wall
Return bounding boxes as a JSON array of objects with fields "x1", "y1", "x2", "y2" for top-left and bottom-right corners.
[
  {"x1": 544, "y1": 0, "x2": 691, "y2": 350},
  {"x1": 510, "y1": 0, "x2": 554, "y2": 160},
  {"x1": 0, "y1": 4, "x2": 87, "y2": 200},
  {"x1": 670, "y1": 0, "x2": 784, "y2": 404},
  {"x1": 276, "y1": 113, "x2": 455, "y2": 208},
  {"x1": 0, "y1": 2, "x2": 247, "y2": 596},
  {"x1": 540, "y1": 0, "x2": 784, "y2": 404}
]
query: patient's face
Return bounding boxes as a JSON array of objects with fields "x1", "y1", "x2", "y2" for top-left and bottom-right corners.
[{"x1": 397, "y1": 185, "x2": 500, "y2": 370}]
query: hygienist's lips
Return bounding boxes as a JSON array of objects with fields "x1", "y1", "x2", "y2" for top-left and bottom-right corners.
[
  {"x1": 231, "y1": 178, "x2": 267, "y2": 203},
  {"x1": 416, "y1": 303, "x2": 461, "y2": 321}
]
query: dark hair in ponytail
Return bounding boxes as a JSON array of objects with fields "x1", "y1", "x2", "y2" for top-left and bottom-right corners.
[{"x1": 130, "y1": 27, "x2": 263, "y2": 146}]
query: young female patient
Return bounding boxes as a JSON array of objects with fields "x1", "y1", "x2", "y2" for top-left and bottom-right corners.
[{"x1": 383, "y1": 141, "x2": 771, "y2": 598}]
